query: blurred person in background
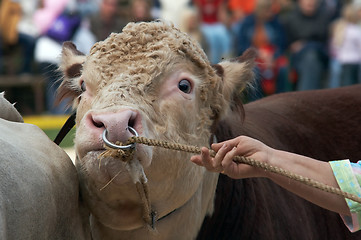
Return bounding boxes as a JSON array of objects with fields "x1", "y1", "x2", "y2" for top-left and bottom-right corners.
[
  {"x1": 34, "y1": 0, "x2": 97, "y2": 114},
  {"x1": 322, "y1": 0, "x2": 342, "y2": 20},
  {"x1": 0, "y1": 0, "x2": 41, "y2": 75},
  {"x1": 89, "y1": 0, "x2": 127, "y2": 41},
  {"x1": 227, "y1": 0, "x2": 255, "y2": 53},
  {"x1": 70, "y1": 0, "x2": 99, "y2": 54},
  {"x1": 277, "y1": 0, "x2": 295, "y2": 16},
  {"x1": 157, "y1": 0, "x2": 190, "y2": 28},
  {"x1": 329, "y1": 3, "x2": 361, "y2": 88},
  {"x1": 192, "y1": 0, "x2": 231, "y2": 64},
  {"x1": 235, "y1": 0, "x2": 289, "y2": 98},
  {"x1": 0, "y1": 0, "x2": 41, "y2": 114},
  {"x1": 15, "y1": 0, "x2": 41, "y2": 75},
  {"x1": 281, "y1": 0, "x2": 333, "y2": 91},
  {"x1": 129, "y1": 0, "x2": 154, "y2": 22},
  {"x1": 228, "y1": 0, "x2": 255, "y2": 26},
  {"x1": 34, "y1": 0, "x2": 76, "y2": 114},
  {"x1": 179, "y1": 6, "x2": 208, "y2": 52}
]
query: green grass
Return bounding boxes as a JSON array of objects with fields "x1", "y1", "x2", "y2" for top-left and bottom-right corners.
[
  {"x1": 43, "y1": 128, "x2": 76, "y2": 148},
  {"x1": 23, "y1": 115, "x2": 75, "y2": 149}
]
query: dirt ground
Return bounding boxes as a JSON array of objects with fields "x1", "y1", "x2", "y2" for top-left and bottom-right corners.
[{"x1": 63, "y1": 147, "x2": 76, "y2": 163}]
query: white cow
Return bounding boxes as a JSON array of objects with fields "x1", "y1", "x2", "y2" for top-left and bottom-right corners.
[{"x1": 0, "y1": 93, "x2": 89, "y2": 239}]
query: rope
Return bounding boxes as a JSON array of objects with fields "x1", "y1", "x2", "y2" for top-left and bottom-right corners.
[
  {"x1": 135, "y1": 177, "x2": 155, "y2": 229},
  {"x1": 123, "y1": 136, "x2": 361, "y2": 204},
  {"x1": 100, "y1": 141, "x2": 156, "y2": 229}
]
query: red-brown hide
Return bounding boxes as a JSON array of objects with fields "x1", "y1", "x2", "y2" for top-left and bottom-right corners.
[{"x1": 198, "y1": 85, "x2": 361, "y2": 239}]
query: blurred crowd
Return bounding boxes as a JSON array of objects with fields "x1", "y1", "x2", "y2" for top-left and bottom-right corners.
[{"x1": 0, "y1": 0, "x2": 361, "y2": 114}]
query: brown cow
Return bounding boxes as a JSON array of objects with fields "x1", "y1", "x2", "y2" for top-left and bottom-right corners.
[
  {"x1": 57, "y1": 21, "x2": 361, "y2": 239},
  {"x1": 199, "y1": 84, "x2": 361, "y2": 239}
]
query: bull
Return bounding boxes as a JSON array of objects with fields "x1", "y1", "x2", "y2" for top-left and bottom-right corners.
[{"x1": 56, "y1": 21, "x2": 361, "y2": 239}]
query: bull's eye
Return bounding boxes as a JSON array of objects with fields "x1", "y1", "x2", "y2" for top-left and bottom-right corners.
[
  {"x1": 80, "y1": 80, "x2": 86, "y2": 92},
  {"x1": 178, "y1": 79, "x2": 191, "y2": 94}
]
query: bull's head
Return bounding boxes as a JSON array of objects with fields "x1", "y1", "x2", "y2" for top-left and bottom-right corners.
[{"x1": 58, "y1": 21, "x2": 255, "y2": 239}]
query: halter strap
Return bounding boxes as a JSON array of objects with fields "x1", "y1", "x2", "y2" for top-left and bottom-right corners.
[{"x1": 54, "y1": 112, "x2": 76, "y2": 145}]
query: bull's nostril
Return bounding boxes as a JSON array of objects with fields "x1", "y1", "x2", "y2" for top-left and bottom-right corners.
[
  {"x1": 128, "y1": 112, "x2": 137, "y2": 128},
  {"x1": 92, "y1": 119, "x2": 104, "y2": 128},
  {"x1": 128, "y1": 118, "x2": 135, "y2": 129}
]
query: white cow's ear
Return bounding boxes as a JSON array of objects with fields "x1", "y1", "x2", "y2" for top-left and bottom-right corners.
[{"x1": 56, "y1": 42, "x2": 86, "y2": 107}]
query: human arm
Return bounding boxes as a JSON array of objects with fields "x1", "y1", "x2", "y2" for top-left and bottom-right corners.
[
  {"x1": 330, "y1": 160, "x2": 361, "y2": 232},
  {"x1": 190, "y1": 136, "x2": 351, "y2": 216}
]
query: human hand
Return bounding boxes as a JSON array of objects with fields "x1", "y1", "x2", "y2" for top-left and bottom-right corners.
[{"x1": 190, "y1": 136, "x2": 273, "y2": 179}]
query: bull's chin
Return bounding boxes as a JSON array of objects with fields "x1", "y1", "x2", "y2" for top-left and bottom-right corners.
[
  {"x1": 78, "y1": 150, "x2": 136, "y2": 185},
  {"x1": 77, "y1": 151, "x2": 149, "y2": 230}
]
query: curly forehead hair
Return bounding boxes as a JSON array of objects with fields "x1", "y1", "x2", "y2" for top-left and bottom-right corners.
[{"x1": 88, "y1": 21, "x2": 217, "y2": 85}]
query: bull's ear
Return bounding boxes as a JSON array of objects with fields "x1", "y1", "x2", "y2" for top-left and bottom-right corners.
[
  {"x1": 55, "y1": 41, "x2": 86, "y2": 107},
  {"x1": 215, "y1": 48, "x2": 256, "y2": 104},
  {"x1": 210, "y1": 48, "x2": 256, "y2": 122}
]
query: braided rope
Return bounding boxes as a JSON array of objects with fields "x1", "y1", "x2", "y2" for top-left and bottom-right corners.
[
  {"x1": 135, "y1": 177, "x2": 155, "y2": 228},
  {"x1": 126, "y1": 136, "x2": 361, "y2": 204},
  {"x1": 99, "y1": 142, "x2": 156, "y2": 228}
]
